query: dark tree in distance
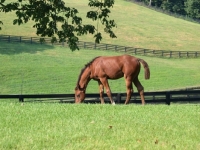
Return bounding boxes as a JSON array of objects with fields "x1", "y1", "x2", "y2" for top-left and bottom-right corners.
[
  {"x1": 160, "y1": 0, "x2": 186, "y2": 15},
  {"x1": 185, "y1": 0, "x2": 200, "y2": 19},
  {"x1": 0, "y1": 0, "x2": 117, "y2": 51}
]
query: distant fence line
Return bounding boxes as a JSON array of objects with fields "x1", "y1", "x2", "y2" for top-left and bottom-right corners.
[{"x1": 0, "y1": 34, "x2": 200, "y2": 58}]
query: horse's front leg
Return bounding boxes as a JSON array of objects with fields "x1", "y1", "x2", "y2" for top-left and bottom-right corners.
[
  {"x1": 99, "y1": 78, "x2": 115, "y2": 105},
  {"x1": 98, "y1": 81, "x2": 105, "y2": 104}
]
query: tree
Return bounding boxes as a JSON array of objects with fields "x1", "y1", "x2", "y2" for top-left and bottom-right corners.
[
  {"x1": 185, "y1": 0, "x2": 200, "y2": 19},
  {"x1": 0, "y1": 0, "x2": 117, "y2": 51},
  {"x1": 161, "y1": 0, "x2": 186, "y2": 15}
]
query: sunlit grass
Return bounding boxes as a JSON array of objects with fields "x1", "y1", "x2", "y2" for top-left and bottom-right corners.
[{"x1": 0, "y1": 102, "x2": 200, "y2": 149}]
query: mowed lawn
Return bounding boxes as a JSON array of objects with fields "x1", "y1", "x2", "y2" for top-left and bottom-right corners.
[{"x1": 0, "y1": 102, "x2": 200, "y2": 150}]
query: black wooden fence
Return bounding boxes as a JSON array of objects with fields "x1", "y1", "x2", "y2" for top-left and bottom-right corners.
[
  {"x1": 0, "y1": 90, "x2": 200, "y2": 105},
  {"x1": 0, "y1": 34, "x2": 200, "y2": 58}
]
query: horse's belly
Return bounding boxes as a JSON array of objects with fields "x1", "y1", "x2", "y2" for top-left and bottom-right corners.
[
  {"x1": 107, "y1": 72, "x2": 124, "y2": 79},
  {"x1": 92, "y1": 71, "x2": 123, "y2": 80}
]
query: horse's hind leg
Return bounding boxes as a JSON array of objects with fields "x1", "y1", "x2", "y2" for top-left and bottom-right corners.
[
  {"x1": 124, "y1": 76, "x2": 133, "y2": 104},
  {"x1": 98, "y1": 80, "x2": 105, "y2": 104},
  {"x1": 133, "y1": 77, "x2": 145, "y2": 105}
]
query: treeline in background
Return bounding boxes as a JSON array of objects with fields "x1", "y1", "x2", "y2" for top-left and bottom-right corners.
[{"x1": 129, "y1": 0, "x2": 200, "y2": 20}]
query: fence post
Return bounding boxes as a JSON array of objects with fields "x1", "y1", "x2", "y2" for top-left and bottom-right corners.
[
  {"x1": 166, "y1": 91, "x2": 170, "y2": 105},
  {"x1": 19, "y1": 95, "x2": 24, "y2": 102},
  {"x1": 117, "y1": 93, "x2": 121, "y2": 104},
  {"x1": 134, "y1": 48, "x2": 137, "y2": 55},
  {"x1": 179, "y1": 52, "x2": 181, "y2": 58},
  {"x1": 115, "y1": 45, "x2": 117, "y2": 51},
  {"x1": 170, "y1": 51, "x2": 172, "y2": 58},
  {"x1": 94, "y1": 43, "x2": 96, "y2": 49},
  {"x1": 187, "y1": 52, "x2": 189, "y2": 58},
  {"x1": 84, "y1": 42, "x2": 86, "y2": 48},
  {"x1": 125, "y1": 47, "x2": 126, "y2": 52},
  {"x1": 8, "y1": 35, "x2": 10, "y2": 43}
]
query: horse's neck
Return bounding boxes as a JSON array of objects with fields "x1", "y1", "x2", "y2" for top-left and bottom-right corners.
[{"x1": 79, "y1": 67, "x2": 91, "y2": 89}]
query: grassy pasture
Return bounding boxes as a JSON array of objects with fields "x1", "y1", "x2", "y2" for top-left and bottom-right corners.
[
  {"x1": 1, "y1": 0, "x2": 200, "y2": 51},
  {"x1": 0, "y1": 1, "x2": 200, "y2": 149},
  {"x1": 0, "y1": 102, "x2": 200, "y2": 150},
  {"x1": 0, "y1": 41, "x2": 200, "y2": 95}
]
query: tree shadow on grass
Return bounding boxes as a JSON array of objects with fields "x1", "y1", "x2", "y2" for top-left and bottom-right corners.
[{"x1": 0, "y1": 41, "x2": 55, "y2": 55}]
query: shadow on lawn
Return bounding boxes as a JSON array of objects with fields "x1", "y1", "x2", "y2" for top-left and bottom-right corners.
[{"x1": 0, "y1": 41, "x2": 55, "y2": 55}]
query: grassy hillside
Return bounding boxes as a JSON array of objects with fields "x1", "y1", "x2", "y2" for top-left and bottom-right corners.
[
  {"x1": 0, "y1": 0, "x2": 200, "y2": 51},
  {"x1": 1, "y1": 42, "x2": 200, "y2": 94}
]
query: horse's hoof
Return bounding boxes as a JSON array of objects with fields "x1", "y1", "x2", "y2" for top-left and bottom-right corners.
[{"x1": 112, "y1": 102, "x2": 116, "y2": 105}]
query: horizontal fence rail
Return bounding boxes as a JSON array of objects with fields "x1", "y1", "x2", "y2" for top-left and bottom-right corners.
[
  {"x1": 0, "y1": 90, "x2": 200, "y2": 105},
  {"x1": 0, "y1": 34, "x2": 200, "y2": 58}
]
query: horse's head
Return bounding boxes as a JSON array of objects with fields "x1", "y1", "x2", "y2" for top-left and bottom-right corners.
[{"x1": 74, "y1": 85, "x2": 86, "y2": 103}]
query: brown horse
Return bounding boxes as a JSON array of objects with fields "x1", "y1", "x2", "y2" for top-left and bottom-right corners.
[{"x1": 75, "y1": 55, "x2": 150, "y2": 105}]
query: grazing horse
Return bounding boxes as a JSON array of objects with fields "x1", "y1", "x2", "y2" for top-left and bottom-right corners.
[{"x1": 75, "y1": 55, "x2": 150, "y2": 105}]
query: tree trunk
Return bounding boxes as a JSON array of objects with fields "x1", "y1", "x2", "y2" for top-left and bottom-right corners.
[{"x1": 149, "y1": 0, "x2": 152, "y2": 6}]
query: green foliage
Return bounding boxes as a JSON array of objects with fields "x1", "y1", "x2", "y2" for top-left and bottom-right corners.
[
  {"x1": 185, "y1": 0, "x2": 200, "y2": 19},
  {"x1": 0, "y1": 102, "x2": 200, "y2": 149},
  {"x1": 0, "y1": 0, "x2": 117, "y2": 50},
  {"x1": 132, "y1": 0, "x2": 200, "y2": 19},
  {"x1": 87, "y1": 0, "x2": 117, "y2": 43},
  {"x1": 161, "y1": 0, "x2": 186, "y2": 15}
]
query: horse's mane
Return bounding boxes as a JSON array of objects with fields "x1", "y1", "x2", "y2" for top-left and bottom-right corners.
[{"x1": 75, "y1": 56, "x2": 100, "y2": 89}]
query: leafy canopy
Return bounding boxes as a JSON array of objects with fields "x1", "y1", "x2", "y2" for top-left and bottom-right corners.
[{"x1": 0, "y1": 0, "x2": 117, "y2": 50}]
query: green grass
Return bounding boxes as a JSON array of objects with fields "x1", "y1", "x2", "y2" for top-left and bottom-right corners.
[
  {"x1": 0, "y1": 102, "x2": 200, "y2": 150},
  {"x1": 1, "y1": 0, "x2": 200, "y2": 51},
  {"x1": 1, "y1": 1, "x2": 200, "y2": 150},
  {"x1": 0, "y1": 42, "x2": 200, "y2": 94}
]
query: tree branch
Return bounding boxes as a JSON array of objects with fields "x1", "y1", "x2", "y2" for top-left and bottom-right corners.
[{"x1": 0, "y1": 0, "x2": 117, "y2": 51}]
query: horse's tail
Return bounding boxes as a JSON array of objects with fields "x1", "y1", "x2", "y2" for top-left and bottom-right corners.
[{"x1": 138, "y1": 59, "x2": 150, "y2": 80}]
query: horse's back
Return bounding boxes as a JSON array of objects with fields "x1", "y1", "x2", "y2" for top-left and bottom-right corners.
[
  {"x1": 91, "y1": 55, "x2": 140, "y2": 79},
  {"x1": 99, "y1": 55, "x2": 138, "y2": 63}
]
